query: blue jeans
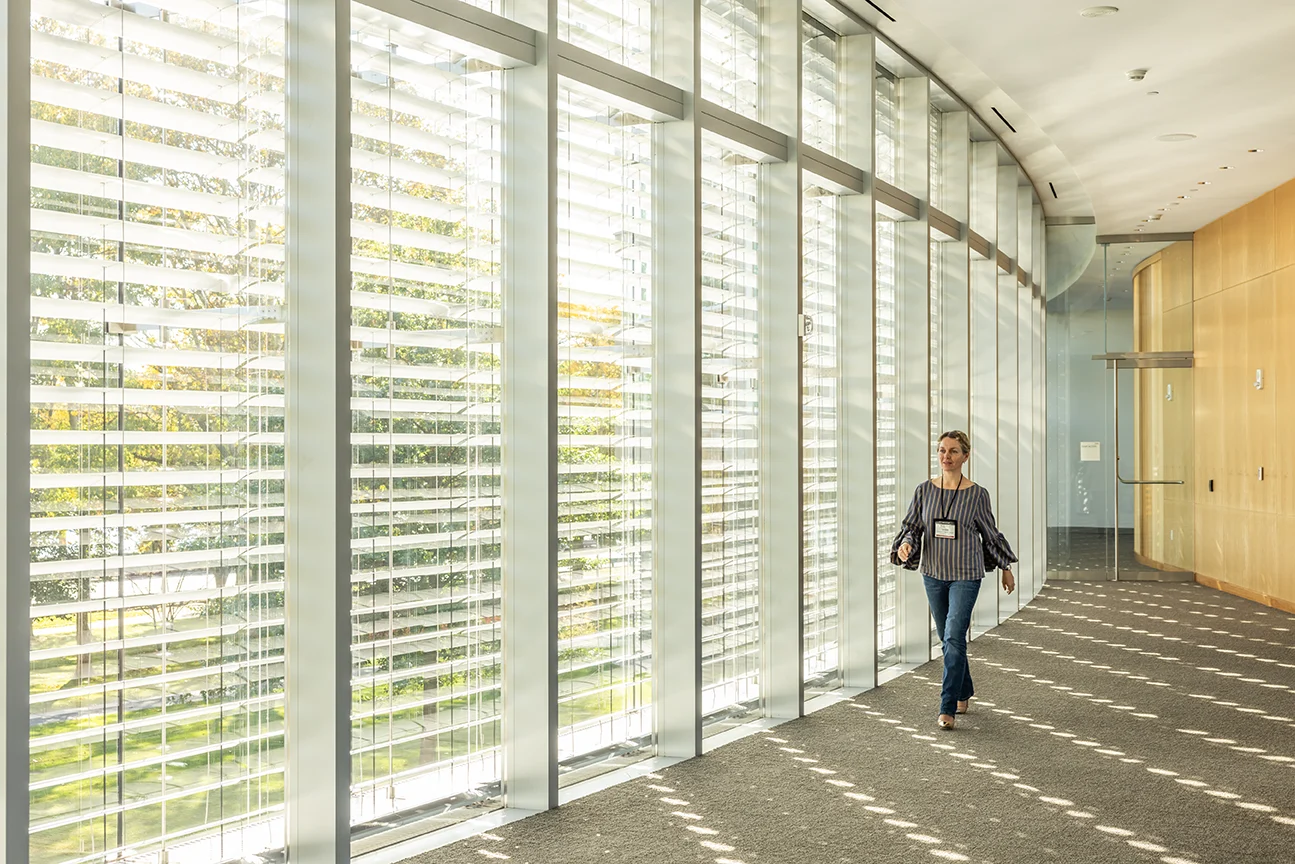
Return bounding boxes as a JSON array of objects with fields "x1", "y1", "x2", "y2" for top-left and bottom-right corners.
[{"x1": 922, "y1": 576, "x2": 982, "y2": 716}]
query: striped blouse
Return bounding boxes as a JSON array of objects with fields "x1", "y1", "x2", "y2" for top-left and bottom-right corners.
[{"x1": 890, "y1": 480, "x2": 1018, "y2": 581}]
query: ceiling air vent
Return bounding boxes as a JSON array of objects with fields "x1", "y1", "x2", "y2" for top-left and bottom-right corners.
[
  {"x1": 991, "y1": 107, "x2": 1017, "y2": 134},
  {"x1": 864, "y1": 0, "x2": 896, "y2": 23}
]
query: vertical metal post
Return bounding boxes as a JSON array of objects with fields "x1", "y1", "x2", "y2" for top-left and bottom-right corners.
[
  {"x1": 1113, "y1": 362, "x2": 1120, "y2": 582},
  {"x1": 760, "y1": 0, "x2": 804, "y2": 720},
  {"x1": 501, "y1": 0, "x2": 559, "y2": 811},
  {"x1": 653, "y1": 0, "x2": 703, "y2": 759},
  {"x1": 837, "y1": 32, "x2": 877, "y2": 691},
  {"x1": 284, "y1": 0, "x2": 351, "y2": 859},
  {"x1": 969, "y1": 141, "x2": 999, "y2": 635},
  {"x1": 3, "y1": 0, "x2": 31, "y2": 859},
  {"x1": 895, "y1": 76, "x2": 932, "y2": 664}
]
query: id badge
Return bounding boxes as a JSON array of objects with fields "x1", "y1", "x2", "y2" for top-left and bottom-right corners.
[{"x1": 934, "y1": 519, "x2": 958, "y2": 540}]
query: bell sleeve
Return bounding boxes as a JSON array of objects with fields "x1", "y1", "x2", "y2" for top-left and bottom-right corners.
[
  {"x1": 889, "y1": 483, "x2": 925, "y2": 571},
  {"x1": 975, "y1": 487, "x2": 1018, "y2": 572}
]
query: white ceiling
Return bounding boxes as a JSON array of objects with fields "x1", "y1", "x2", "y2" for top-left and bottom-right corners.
[{"x1": 836, "y1": 0, "x2": 1295, "y2": 236}]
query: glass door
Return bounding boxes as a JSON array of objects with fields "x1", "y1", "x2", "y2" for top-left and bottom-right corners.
[{"x1": 1098, "y1": 239, "x2": 1195, "y2": 581}]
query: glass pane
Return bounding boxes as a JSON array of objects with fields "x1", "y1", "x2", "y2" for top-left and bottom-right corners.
[
  {"x1": 928, "y1": 106, "x2": 943, "y2": 211},
  {"x1": 555, "y1": 81, "x2": 655, "y2": 786},
  {"x1": 803, "y1": 183, "x2": 839, "y2": 694},
  {"x1": 348, "y1": 7, "x2": 504, "y2": 840},
  {"x1": 700, "y1": 132, "x2": 761, "y2": 733},
  {"x1": 701, "y1": 0, "x2": 760, "y2": 120},
  {"x1": 802, "y1": 18, "x2": 838, "y2": 157},
  {"x1": 875, "y1": 72, "x2": 898, "y2": 186},
  {"x1": 875, "y1": 217, "x2": 899, "y2": 670},
  {"x1": 1046, "y1": 241, "x2": 1112, "y2": 576},
  {"x1": 29, "y1": 2, "x2": 286, "y2": 862},
  {"x1": 560, "y1": 0, "x2": 653, "y2": 75}
]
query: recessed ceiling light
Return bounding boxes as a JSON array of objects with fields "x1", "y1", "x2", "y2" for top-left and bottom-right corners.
[
  {"x1": 1177, "y1": 195, "x2": 1189, "y2": 199},
  {"x1": 1197, "y1": 181, "x2": 1210, "y2": 185},
  {"x1": 1080, "y1": 5, "x2": 1120, "y2": 17},
  {"x1": 1219, "y1": 165, "x2": 1234, "y2": 170},
  {"x1": 1156, "y1": 133, "x2": 1197, "y2": 143},
  {"x1": 1248, "y1": 148, "x2": 1264, "y2": 153}
]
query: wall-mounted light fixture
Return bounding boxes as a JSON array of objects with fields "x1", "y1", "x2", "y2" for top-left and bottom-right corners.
[
  {"x1": 1166, "y1": 383, "x2": 1173, "y2": 402},
  {"x1": 1255, "y1": 369, "x2": 1264, "y2": 390}
]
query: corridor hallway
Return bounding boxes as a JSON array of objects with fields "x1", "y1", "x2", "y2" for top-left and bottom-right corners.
[{"x1": 412, "y1": 583, "x2": 1295, "y2": 864}]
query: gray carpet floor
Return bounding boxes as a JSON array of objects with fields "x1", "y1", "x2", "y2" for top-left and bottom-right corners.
[{"x1": 403, "y1": 582, "x2": 1295, "y2": 864}]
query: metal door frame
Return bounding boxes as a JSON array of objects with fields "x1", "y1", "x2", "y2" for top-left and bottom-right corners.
[{"x1": 1093, "y1": 352, "x2": 1193, "y2": 581}]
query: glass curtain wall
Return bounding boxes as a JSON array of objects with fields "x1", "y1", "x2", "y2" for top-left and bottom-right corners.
[
  {"x1": 874, "y1": 217, "x2": 899, "y2": 670},
  {"x1": 802, "y1": 18, "x2": 837, "y2": 155},
  {"x1": 699, "y1": 133, "x2": 762, "y2": 732},
  {"x1": 802, "y1": 184, "x2": 840, "y2": 695},
  {"x1": 18, "y1": 1, "x2": 1052, "y2": 861},
  {"x1": 701, "y1": 0, "x2": 760, "y2": 118},
  {"x1": 28, "y1": 3, "x2": 287, "y2": 863},
  {"x1": 554, "y1": 81, "x2": 655, "y2": 784},
  {"x1": 347, "y1": 8, "x2": 505, "y2": 836},
  {"x1": 559, "y1": 0, "x2": 652, "y2": 74}
]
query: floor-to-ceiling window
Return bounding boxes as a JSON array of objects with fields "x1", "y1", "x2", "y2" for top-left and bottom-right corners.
[
  {"x1": 28, "y1": 4, "x2": 286, "y2": 862},
  {"x1": 699, "y1": 133, "x2": 762, "y2": 733},
  {"x1": 348, "y1": 5, "x2": 505, "y2": 839},
  {"x1": 16, "y1": 3, "x2": 1050, "y2": 861},
  {"x1": 555, "y1": 80, "x2": 655, "y2": 784},
  {"x1": 874, "y1": 216, "x2": 899, "y2": 670}
]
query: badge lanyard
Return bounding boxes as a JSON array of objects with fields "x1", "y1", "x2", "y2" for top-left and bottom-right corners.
[{"x1": 934, "y1": 476, "x2": 963, "y2": 540}]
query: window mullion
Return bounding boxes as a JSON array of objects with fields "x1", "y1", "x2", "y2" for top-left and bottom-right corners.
[{"x1": 285, "y1": 0, "x2": 352, "y2": 860}]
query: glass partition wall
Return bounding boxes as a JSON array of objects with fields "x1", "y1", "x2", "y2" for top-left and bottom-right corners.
[
  {"x1": 1046, "y1": 240, "x2": 1194, "y2": 581},
  {"x1": 12, "y1": 2, "x2": 1050, "y2": 862}
]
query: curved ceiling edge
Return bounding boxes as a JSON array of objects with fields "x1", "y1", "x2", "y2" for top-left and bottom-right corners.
[{"x1": 812, "y1": 0, "x2": 1095, "y2": 224}]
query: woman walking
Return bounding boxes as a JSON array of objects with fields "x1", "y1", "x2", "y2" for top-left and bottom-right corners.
[{"x1": 891, "y1": 431, "x2": 1017, "y2": 731}]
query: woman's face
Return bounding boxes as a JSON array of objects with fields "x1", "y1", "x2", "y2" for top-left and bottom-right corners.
[{"x1": 938, "y1": 438, "x2": 969, "y2": 473}]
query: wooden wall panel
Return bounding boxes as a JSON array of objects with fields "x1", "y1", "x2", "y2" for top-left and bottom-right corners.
[
  {"x1": 1221, "y1": 209, "x2": 1247, "y2": 290},
  {"x1": 1277, "y1": 179, "x2": 1295, "y2": 270},
  {"x1": 1193, "y1": 290, "x2": 1222, "y2": 508},
  {"x1": 1217, "y1": 288, "x2": 1246, "y2": 511},
  {"x1": 1194, "y1": 220, "x2": 1222, "y2": 299},
  {"x1": 1244, "y1": 275, "x2": 1276, "y2": 514},
  {"x1": 1192, "y1": 181, "x2": 1295, "y2": 612},
  {"x1": 1245, "y1": 193, "x2": 1276, "y2": 284},
  {"x1": 1277, "y1": 266, "x2": 1295, "y2": 518},
  {"x1": 1161, "y1": 240, "x2": 1194, "y2": 315}
]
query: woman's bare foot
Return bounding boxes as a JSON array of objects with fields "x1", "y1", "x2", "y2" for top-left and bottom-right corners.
[
  {"x1": 956, "y1": 698, "x2": 970, "y2": 714},
  {"x1": 938, "y1": 714, "x2": 956, "y2": 730}
]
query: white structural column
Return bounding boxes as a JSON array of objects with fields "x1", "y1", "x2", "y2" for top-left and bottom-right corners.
[
  {"x1": 760, "y1": 0, "x2": 805, "y2": 720},
  {"x1": 284, "y1": 0, "x2": 351, "y2": 859},
  {"x1": 837, "y1": 32, "x2": 878, "y2": 691},
  {"x1": 1016, "y1": 187, "x2": 1035, "y2": 603},
  {"x1": 939, "y1": 111, "x2": 972, "y2": 431},
  {"x1": 995, "y1": 166, "x2": 1020, "y2": 620},
  {"x1": 1035, "y1": 209, "x2": 1048, "y2": 592},
  {"x1": 653, "y1": 0, "x2": 703, "y2": 759},
  {"x1": 502, "y1": 0, "x2": 559, "y2": 811},
  {"x1": 3, "y1": 0, "x2": 30, "y2": 859},
  {"x1": 894, "y1": 76, "x2": 932, "y2": 664},
  {"x1": 968, "y1": 141, "x2": 999, "y2": 635}
]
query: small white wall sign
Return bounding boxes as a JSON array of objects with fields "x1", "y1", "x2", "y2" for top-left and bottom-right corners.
[{"x1": 1080, "y1": 441, "x2": 1101, "y2": 462}]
